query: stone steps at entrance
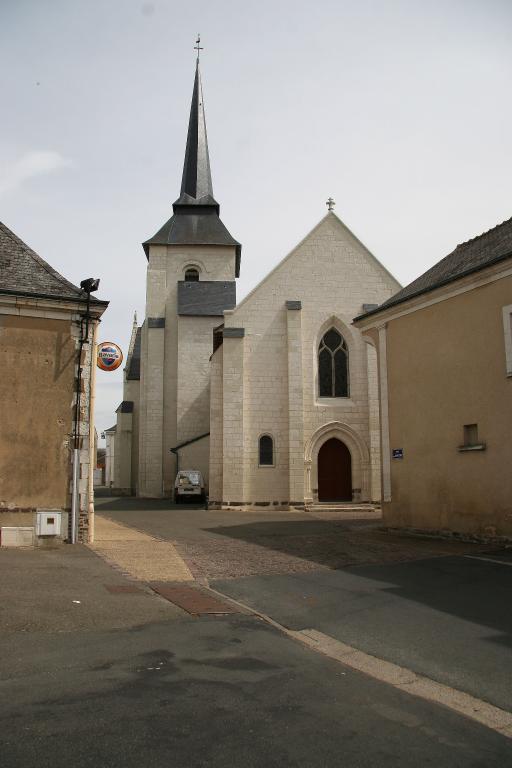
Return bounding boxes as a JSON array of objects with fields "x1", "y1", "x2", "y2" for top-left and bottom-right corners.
[
  {"x1": 306, "y1": 503, "x2": 382, "y2": 519},
  {"x1": 309, "y1": 503, "x2": 380, "y2": 512}
]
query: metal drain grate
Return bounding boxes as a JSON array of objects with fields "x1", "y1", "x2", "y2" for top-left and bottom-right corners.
[{"x1": 150, "y1": 583, "x2": 240, "y2": 615}]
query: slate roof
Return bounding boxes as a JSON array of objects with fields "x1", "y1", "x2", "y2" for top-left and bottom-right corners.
[
  {"x1": 143, "y1": 208, "x2": 242, "y2": 275},
  {"x1": 116, "y1": 401, "x2": 134, "y2": 414},
  {"x1": 142, "y1": 59, "x2": 241, "y2": 276},
  {"x1": 180, "y1": 58, "x2": 214, "y2": 202},
  {"x1": 356, "y1": 215, "x2": 512, "y2": 320},
  {"x1": 177, "y1": 280, "x2": 236, "y2": 316},
  {"x1": 0, "y1": 222, "x2": 108, "y2": 305},
  {"x1": 126, "y1": 327, "x2": 141, "y2": 380}
]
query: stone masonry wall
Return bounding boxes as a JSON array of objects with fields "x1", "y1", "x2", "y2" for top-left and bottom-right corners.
[
  {"x1": 208, "y1": 348, "x2": 223, "y2": 502},
  {"x1": 139, "y1": 244, "x2": 237, "y2": 497},
  {"x1": 220, "y1": 213, "x2": 400, "y2": 507}
]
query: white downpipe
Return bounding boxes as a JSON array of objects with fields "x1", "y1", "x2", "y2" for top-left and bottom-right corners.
[
  {"x1": 70, "y1": 448, "x2": 80, "y2": 544},
  {"x1": 88, "y1": 321, "x2": 98, "y2": 543}
]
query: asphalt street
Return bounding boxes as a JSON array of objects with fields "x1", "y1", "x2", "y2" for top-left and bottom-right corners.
[
  {"x1": 96, "y1": 499, "x2": 512, "y2": 713},
  {"x1": 213, "y1": 555, "x2": 512, "y2": 712},
  {"x1": 1, "y1": 608, "x2": 510, "y2": 767},
  {"x1": 1, "y1": 500, "x2": 511, "y2": 766}
]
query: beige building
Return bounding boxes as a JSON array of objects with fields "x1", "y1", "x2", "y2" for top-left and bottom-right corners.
[
  {"x1": 103, "y1": 423, "x2": 116, "y2": 488},
  {"x1": 0, "y1": 222, "x2": 108, "y2": 544},
  {"x1": 113, "y1": 57, "x2": 401, "y2": 505},
  {"x1": 355, "y1": 216, "x2": 512, "y2": 537}
]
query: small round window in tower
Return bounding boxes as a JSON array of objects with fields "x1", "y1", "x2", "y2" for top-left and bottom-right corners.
[{"x1": 184, "y1": 267, "x2": 200, "y2": 282}]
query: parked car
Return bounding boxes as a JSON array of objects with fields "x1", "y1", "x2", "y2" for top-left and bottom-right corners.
[{"x1": 174, "y1": 470, "x2": 205, "y2": 503}]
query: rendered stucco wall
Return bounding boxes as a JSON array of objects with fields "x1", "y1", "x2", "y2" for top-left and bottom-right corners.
[
  {"x1": 367, "y1": 343, "x2": 382, "y2": 502},
  {"x1": 0, "y1": 314, "x2": 74, "y2": 511},
  {"x1": 383, "y1": 273, "x2": 512, "y2": 536}
]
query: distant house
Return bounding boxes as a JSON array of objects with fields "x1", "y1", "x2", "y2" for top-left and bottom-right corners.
[
  {"x1": 0, "y1": 222, "x2": 108, "y2": 544},
  {"x1": 354, "y1": 216, "x2": 512, "y2": 538},
  {"x1": 110, "y1": 313, "x2": 140, "y2": 495},
  {"x1": 95, "y1": 447, "x2": 106, "y2": 487},
  {"x1": 103, "y1": 424, "x2": 116, "y2": 487}
]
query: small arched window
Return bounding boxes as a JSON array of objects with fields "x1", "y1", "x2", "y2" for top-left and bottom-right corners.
[
  {"x1": 318, "y1": 328, "x2": 349, "y2": 397},
  {"x1": 259, "y1": 435, "x2": 274, "y2": 466},
  {"x1": 184, "y1": 267, "x2": 199, "y2": 282}
]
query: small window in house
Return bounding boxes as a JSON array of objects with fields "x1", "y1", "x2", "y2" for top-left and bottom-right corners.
[
  {"x1": 259, "y1": 435, "x2": 274, "y2": 466},
  {"x1": 459, "y1": 423, "x2": 485, "y2": 452},
  {"x1": 185, "y1": 267, "x2": 199, "y2": 282},
  {"x1": 318, "y1": 328, "x2": 349, "y2": 397},
  {"x1": 463, "y1": 424, "x2": 478, "y2": 446}
]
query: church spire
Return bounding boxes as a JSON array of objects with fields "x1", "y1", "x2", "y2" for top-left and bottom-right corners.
[
  {"x1": 143, "y1": 45, "x2": 241, "y2": 275},
  {"x1": 178, "y1": 55, "x2": 215, "y2": 204}
]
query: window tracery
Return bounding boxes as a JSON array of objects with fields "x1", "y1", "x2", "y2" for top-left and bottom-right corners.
[{"x1": 318, "y1": 328, "x2": 349, "y2": 397}]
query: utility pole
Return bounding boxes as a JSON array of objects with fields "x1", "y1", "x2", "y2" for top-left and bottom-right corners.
[{"x1": 70, "y1": 278, "x2": 100, "y2": 544}]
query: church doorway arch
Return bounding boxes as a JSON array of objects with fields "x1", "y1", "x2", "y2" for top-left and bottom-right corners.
[{"x1": 317, "y1": 438, "x2": 352, "y2": 502}]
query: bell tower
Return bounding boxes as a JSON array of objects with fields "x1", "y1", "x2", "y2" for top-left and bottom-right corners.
[{"x1": 138, "y1": 48, "x2": 241, "y2": 497}]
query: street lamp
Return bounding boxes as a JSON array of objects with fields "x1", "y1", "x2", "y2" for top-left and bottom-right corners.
[{"x1": 70, "y1": 278, "x2": 100, "y2": 544}]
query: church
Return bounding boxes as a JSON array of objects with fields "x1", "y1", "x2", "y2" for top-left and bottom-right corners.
[{"x1": 112, "y1": 55, "x2": 401, "y2": 508}]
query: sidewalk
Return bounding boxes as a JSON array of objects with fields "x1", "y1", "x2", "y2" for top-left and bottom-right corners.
[
  {"x1": 90, "y1": 514, "x2": 193, "y2": 582},
  {"x1": 0, "y1": 544, "x2": 184, "y2": 635}
]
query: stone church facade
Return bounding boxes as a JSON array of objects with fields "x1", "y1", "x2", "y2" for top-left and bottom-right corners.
[
  {"x1": 113, "y1": 57, "x2": 400, "y2": 506},
  {"x1": 209, "y1": 213, "x2": 400, "y2": 509}
]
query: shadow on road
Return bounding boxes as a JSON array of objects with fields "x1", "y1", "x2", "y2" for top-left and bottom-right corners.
[
  {"x1": 203, "y1": 518, "x2": 486, "y2": 569},
  {"x1": 348, "y1": 555, "x2": 512, "y2": 649},
  {"x1": 95, "y1": 496, "x2": 204, "y2": 512}
]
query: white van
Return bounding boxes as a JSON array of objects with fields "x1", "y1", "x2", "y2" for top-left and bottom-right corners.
[{"x1": 174, "y1": 470, "x2": 205, "y2": 503}]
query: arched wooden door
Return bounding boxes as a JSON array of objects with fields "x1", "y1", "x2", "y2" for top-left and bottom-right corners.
[{"x1": 317, "y1": 438, "x2": 352, "y2": 502}]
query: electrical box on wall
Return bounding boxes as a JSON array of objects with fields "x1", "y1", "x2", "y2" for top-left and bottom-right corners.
[{"x1": 36, "y1": 510, "x2": 62, "y2": 536}]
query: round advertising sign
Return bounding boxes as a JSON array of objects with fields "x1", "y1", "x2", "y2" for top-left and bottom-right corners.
[{"x1": 97, "y1": 342, "x2": 123, "y2": 371}]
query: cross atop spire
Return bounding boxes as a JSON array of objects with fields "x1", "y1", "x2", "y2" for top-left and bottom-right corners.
[
  {"x1": 194, "y1": 34, "x2": 203, "y2": 60},
  {"x1": 326, "y1": 197, "x2": 335, "y2": 212}
]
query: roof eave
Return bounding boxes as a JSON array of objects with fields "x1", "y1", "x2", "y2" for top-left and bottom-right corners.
[
  {"x1": 0, "y1": 287, "x2": 109, "y2": 307},
  {"x1": 354, "y1": 249, "x2": 512, "y2": 325}
]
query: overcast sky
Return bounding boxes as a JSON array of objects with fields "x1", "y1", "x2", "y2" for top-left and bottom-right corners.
[{"x1": 2, "y1": 0, "x2": 511, "y2": 440}]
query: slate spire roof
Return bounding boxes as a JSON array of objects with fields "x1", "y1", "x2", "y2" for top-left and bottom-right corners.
[
  {"x1": 356, "y1": 215, "x2": 512, "y2": 320},
  {"x1": 178, "y1": 58, "x2": 215, "y2": 205},
  {"x1": 143, "y1": 58, "x2": 241, "y2": 275},
  {"x1": 0, "y1": 221, "x2": 107, "y2": 305}
]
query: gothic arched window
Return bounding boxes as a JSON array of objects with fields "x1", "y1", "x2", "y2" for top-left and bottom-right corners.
[
  {"x1": 318, "y1": 328, "x2": 349, "y2": 397},
  {"x1": 184, "y1": 267, "x2": 199, "y2": 282},
  {"x1": 259, "y1": 435, "x2": 274, "y2": 466}
]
